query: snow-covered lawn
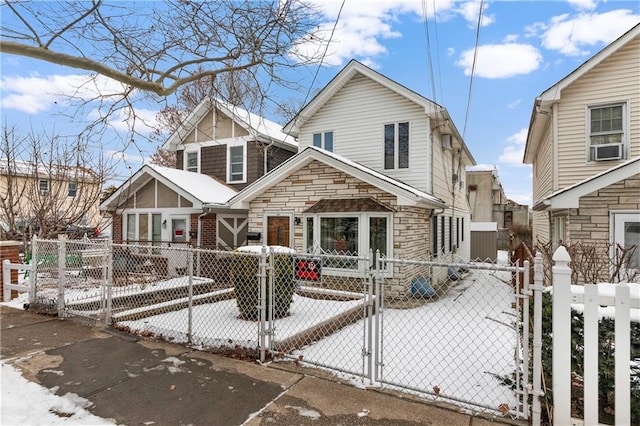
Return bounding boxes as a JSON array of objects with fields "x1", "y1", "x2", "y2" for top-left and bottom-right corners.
[{"x1": 295, "y1": 269, "x2": 518, "y2": 412}]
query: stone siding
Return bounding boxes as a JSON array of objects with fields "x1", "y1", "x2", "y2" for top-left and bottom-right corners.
[
  {"x1": 568, "y1": 174, "x2": 640, "y2": 282},
  {"x1": 246, "y1": 160, "x2": 435, "y2": 297}
]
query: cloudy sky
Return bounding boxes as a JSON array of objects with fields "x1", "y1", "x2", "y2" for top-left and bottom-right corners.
[{"x1": 1, "y1": 0, "x2": 639, "y2": 205}]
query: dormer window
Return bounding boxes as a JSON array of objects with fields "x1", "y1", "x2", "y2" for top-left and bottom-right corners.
[
  {"x1": 384, "y1": 122, "x2": 409, "y2": 169},
  {"x1": 313, "y1": 131, "x2": 333, "y2": 152}
]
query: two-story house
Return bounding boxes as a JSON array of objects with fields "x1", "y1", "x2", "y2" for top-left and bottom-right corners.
[
  {"x1": 227, "y1": 60, "x2": 476, "y2": 293},
  {"x1": 100, "y1": 98, "x2": 298, "y2": 249},
  {"x1": 1, "y1": 159, "x2": 102, "y2": 238},
  {"x1": 523, "y1": 23, "x2": 640, "y2": 276}
]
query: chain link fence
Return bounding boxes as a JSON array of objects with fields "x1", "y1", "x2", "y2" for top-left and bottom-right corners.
[{"x1": 25, "y1": 238, "x2": 532, "y2": 419}]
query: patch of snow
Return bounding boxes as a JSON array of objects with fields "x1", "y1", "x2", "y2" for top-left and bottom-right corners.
[
  {"x1": 284, "y1": 405, "x2": 321, "y2": 419},
  {"x1": 1, "y1": 362, "x2": 115, "y2": 425}
]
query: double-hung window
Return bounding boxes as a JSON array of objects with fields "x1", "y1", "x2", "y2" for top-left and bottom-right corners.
[
  {"x1": 384, "y1": 122, "x2": 409, "y2": 169},
  {"x1": 185, "y1": 150, "x2": 199, "y2": 172},
  {"x1": 312, "y1": 131, "x2": 334, "y2": 152},
  {"x1": 38, "y1": 179, "x2": 50, "y2": 194},
  {"x1": 68, "y1": 182, "x2": 77, "y2": 197},
  {"x1": 588, "y1": 103, "x2": 625, "y2": 161},
  {"x1": 228, "y1": 144, "x2": 245, "y2": 183}
]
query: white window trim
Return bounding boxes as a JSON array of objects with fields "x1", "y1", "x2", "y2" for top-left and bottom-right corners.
[
  {"x1": 183, "y1": 146, "x2": 200, "y2": 173},
  {"x1": 312, "y1": 131, "x2": 334, "y2": 152},
  {"x1": 262, "y1": 211, "x2": 294, "y2": 248},
  {"x1": 303, "y1": 212, "x2": 393, "y2": 276},
  {"x1": 68, "y1": 182, "x2": 77, "y2": 197},
  {"x1": 383, "y1": 121, "x2": 410, "y2": 170},
  {"x1": 586, "y1": 101, "x2": 628, "y2": 162},
  {"x1": 38, "y1": 179, "x2": 50, "y2": 194},
  {"x1": 609, "y1": 210, "x2": 640, "y2": 278},
  {"x1": 227, "y1": 139, "x2": 247, "y2": 184}
]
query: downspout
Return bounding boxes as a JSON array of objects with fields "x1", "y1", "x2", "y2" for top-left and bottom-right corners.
[{"x1": 551, "y1": 102, "x2": 559, "y2": 192}]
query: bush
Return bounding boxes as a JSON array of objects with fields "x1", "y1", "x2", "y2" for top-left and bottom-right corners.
[
  {"x1": 532, "y1": 292, "x2": 639, "y2": 425},
  {"x1": 231, "y1": 250, "x2": 295, "y2": 321}
]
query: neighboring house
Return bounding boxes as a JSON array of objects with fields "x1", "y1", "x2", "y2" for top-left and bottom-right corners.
[
  {"x1": 467, "y1": 169, "x2": 530, "y2": 251},
  {"x1": 163, "y1": 97, "x2": 298, "y2": 191},
  {"x1": 101, "y1": 99, "x2": 297, "y2": 249},
  {"x1": 227, "y1": 60, "x2": 476, "y2": 294},
  {"x1": 523, "y1": 23, "x2": 640, "y2": 276},
  {"x1": 0, "y1": 159, "x2": 102, "y2": 237}
]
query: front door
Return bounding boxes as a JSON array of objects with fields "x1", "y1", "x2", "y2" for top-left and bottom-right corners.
[
  {"x1": 266, "y1": 215, "x2": 291, "y2": 247},
  {"x1": 613, "y1": 212, "x2": 640, "y2": 276},
  {"x1": 172, "y1": 218, "x2": 187, "y2": 242}
]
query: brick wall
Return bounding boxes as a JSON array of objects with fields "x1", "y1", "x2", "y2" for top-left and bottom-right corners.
[
  {"x1": 246, "y1": 160, "x2": 435, "y2": 296},
  {"x1": 1, "y1": 241, "x2": 21, "y2": 300},
  {"x1": 200, "y1": 213, "x2": 217, "y2": 248},
  {"x1": 112, "y1": 214, "x2": 123, "y2": 242}
]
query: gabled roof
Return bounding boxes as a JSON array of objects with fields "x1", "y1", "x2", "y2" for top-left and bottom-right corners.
[
  {"x1": 282, "y1": 59, "x2": 475, "y2": 165},
  {"x1": 100, "y1": 164, "x2": 237, "y2": 211},
  {"x1": 533, "y1": 156, "x2": 640, "y2": 211},
  {"x1": 225, "y1": 146, "x2": 446, "y2": 210},
  {"x1": 162, "y1": 97, "x2": 297, "y2": 151},
  {"x1": 524, "y1": 23, "x2": 640, "y2": 163}
]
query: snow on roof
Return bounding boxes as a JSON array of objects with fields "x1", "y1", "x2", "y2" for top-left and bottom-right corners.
[
  {"x1": 149, "y1": 164, "x2": 237, "y2": 205},
  {"x1": 214, "y1": 98, "x2": 294, "y2": 146}
]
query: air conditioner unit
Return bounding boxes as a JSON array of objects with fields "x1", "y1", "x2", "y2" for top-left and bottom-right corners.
[
  {"x1": 594, "y1": 144, "x2": 622, "y2": 161},
  {"x1": 441, "y1": 134, "x2": 452, "y2": 150}
]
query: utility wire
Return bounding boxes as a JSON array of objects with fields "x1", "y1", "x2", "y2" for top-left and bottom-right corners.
[
  {"x1": 462, "y1": 0, "x2": 484, "y2": 139},
  {"x1": 421, "y1": 0, "x2": 437, "y2": 102},
  {"x1": 432, "y1": 0, "x2": 444, "y2": 103}
]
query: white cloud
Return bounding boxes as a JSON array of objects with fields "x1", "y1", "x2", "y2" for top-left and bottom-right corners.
[
  {"x1": 447, "y1": 47, "x2": 456, "y2": 56},
  {"x1": 457, "y1": 0, "x2": 495, "y2": 28},
  {"x1": 0, "y1": 73, "x2": 127, "y2": 114},
  {"x1": 456, "y1": 43, "x2": 542, "y2": 78},
  {"x1": 567, "y1": 0, "x2": 597, "y2": 11},
  {"x1": 499, "y1": 128, "x2": 528, "y2": 166},
  {"x1": 89, "y1": 107, "x2": 158, "y2": 135},
  {"x1": 507, "y1": 99, "x2": 522, "y2": 109},
  {"x1": 533, "y1": 10, "x2": 640, "y2": 56},
  {"x1": 295, "y1": 0, "x2": 459, "y2": 67}
]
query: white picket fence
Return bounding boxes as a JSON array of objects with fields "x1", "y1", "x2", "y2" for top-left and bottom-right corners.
[
  {"x1": 552, "y1": 246, "x2": 638, "y2": 426},
  {"x1": 2, "y1": 259, "x2": 34, "y2": 303}
]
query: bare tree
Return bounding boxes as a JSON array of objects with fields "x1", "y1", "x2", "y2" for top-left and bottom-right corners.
[
  {"x1": 1, "y1": 1, "x2": 322, "y2": 97},
  {"x1": 0, "y1": 125, "x2": 115, "y2": 239}
]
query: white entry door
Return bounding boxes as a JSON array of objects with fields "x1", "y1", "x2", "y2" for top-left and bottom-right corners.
[{"x1": 612, "y1": 212, "x2": 640, "y2": 276}]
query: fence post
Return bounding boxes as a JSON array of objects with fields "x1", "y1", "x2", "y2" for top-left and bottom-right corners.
[
  {"x1": 29, "y1": 235, "x2": 37, "y2": 304},
  {"x1": 365, "y1": 249, "x2": 374, "y2": 385},
  {"x1": 2, "y1": 260, "x2": 10, "y2": 302},
  {"x1": 58, "y1": 239, "x2": 66, "y2": 317},
  {"x1": 187, "y1": 248, "x2": 194, "y2": 344},
  {"x1": 373, "y1": 249, "x2": 384, "y2": 383},
  {"x1": 258, "y1": 246, "x2": 267, "y2": 363},
  {"x1": 104, "y1": 241, "x2": 113, "y2": 325},
  {"x1": 552, "y1": 246, "x2": 571, "y2": 425},
  {"x1": 521, "y1": 259, "x2": 530, "y2": 419},
  {"x1": 614, "y1": 283, "x2": 631, "y2": 424},
  {"x1": 531, "y1": 254, "x2": 544, "y2": 426}
]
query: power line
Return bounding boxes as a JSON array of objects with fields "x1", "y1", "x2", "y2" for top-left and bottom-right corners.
[
  {"x1": 462, "y1": 0, "x2": 484, "y2": 139},
  {"x1": 421, "y1": 0, "x2": 437, "y2": 102}
]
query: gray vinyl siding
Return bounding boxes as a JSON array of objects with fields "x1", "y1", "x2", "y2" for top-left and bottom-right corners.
[
  {"x1": 555, "y1": 34, "x2": 640, "y2": 189},
  {"x1": 297, "y1": 74, "x2": 432, "y2": 193}
]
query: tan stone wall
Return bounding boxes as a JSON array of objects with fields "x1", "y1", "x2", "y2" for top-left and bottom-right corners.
[
  {"x1": 246, "y1": 160, "x2": 435, "y2": 297},
  {"x1": 568, "y1": 174, "x2": 640, "y2": 282}
]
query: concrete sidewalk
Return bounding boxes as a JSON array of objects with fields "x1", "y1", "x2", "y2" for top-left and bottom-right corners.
[{"x1": 1, "y1": 306, "x2": 526, "y2": 425}]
